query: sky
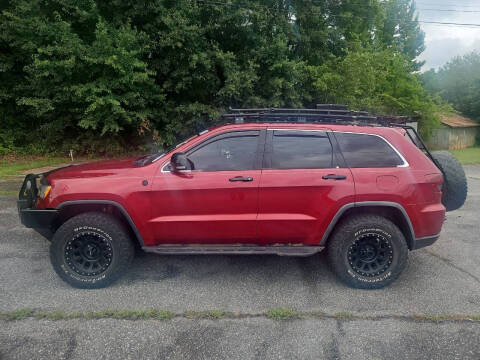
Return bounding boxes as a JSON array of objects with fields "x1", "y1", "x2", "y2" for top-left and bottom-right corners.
[{"x1": 416, "y1": 0, "x2": 480, "y2": 70}]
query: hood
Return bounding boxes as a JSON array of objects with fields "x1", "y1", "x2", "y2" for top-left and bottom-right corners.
[{"x1": 45, "y1": 157, "x2": 140, "y2": 180}]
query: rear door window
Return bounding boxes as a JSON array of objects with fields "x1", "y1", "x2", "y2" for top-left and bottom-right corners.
[
  {"x1": 335, "y1": 132, "x2": 404, "y2": 168},
  {"x1": 269, "y1": 130, "x2": 333, "y2": 169}
]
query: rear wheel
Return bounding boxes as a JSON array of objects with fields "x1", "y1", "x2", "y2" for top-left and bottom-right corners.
[
  {"x1": 50, "y1": 212, "x2": 134, "y2": 289},
  {"x1": 327, "y1": 214, "x2": 408, "y2": 289},
  {"x1": 431, "y1": 151, "x2": 467, "y2": 211}
]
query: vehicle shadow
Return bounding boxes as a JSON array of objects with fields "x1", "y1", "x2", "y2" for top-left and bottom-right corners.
[{"x1": 125, "y1": 249, "x2": 333, "y2": 285}]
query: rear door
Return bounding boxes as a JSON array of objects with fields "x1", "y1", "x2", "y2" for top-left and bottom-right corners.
[
  {"x1": 258, "y1": 129, "x2": 355, "y2": 245},
  {"x1": 150, "y1": 129, "x2": 265, "y2": 244}
]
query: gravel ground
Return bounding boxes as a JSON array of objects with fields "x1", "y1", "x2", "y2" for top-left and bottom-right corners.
[
  {"x1": 1, "y1": 165, "x2": 479, "y2": 359},
  {"x1": 1, "y1": 318, "x2": 480, "y2": 360}
]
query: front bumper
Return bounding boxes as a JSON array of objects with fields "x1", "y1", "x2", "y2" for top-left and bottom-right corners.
[
  {"x1": 18, "y1": 206, "x2": 58, "y2": 228},
  {"x1": 18, "y1": 205, "x2": 58, "y2": 241},
  {"x1": 18, "y1": 173, "x2": 58, "y2": 236}
]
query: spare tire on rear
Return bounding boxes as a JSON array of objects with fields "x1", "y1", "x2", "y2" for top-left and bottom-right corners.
[{"x1": 431, "y1": 151, "x2": 467, "y2": 211}]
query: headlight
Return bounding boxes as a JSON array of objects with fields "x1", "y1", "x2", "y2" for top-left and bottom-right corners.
[
  {"x1": 38, "y1": 175, "x2": 51, "y2": 199},
  {"x1": 39, "y1": 184, "x2": 51, "y2": 199}
]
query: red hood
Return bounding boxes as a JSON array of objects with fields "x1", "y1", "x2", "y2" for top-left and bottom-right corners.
[{"x1": 45, "y1": 158, "x2": 140, "y2": 180}]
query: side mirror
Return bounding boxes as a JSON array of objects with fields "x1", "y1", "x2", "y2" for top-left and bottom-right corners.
[{"x1": 171, "y1": 152, "x2": 190, "y2": 171}]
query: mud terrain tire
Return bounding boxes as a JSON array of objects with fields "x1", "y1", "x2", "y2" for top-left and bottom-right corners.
[
  {"x1": 50, "y1": 212, "x2": 134, "y2": 289},
  {"x1": 327, "y1": 214, "x2": 408, "y2": 289},
  {"x1": 431, "y1": 151, "x2": 467, "y2": 211}
]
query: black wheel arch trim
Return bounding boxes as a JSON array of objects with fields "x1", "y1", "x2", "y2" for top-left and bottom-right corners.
[
  {"x1": 320, "y1": 201, "x2": 438, "y2": 250},
  {"x1": 412, "y1": 234, "x2": 440, "y2": 250},
  {"x1": 57, "y1": 200, "x2": 145, "y2": 246}
]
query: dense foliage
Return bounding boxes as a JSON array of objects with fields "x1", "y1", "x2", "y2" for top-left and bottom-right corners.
[
  {"x1": 422, "y1": 52, "x2": 480, "y2": 121},
  {"x1": 0, "y1": 0, "x2": 438, "y2": 155}
]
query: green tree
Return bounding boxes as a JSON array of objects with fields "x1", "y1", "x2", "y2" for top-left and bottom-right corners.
[
  {"x1": 0, "y1": 0, "x2": 163, "y2": 154},
  {"x1": 422, "y1": 52, "x2": 480, "y2": 119},
  {"x1": 378, "y1": 0, "x2": 425, "y2": 69},
  {"x1": 97, "y1": 0, "x2": 308, "y2": 142},
  {"x1": 311, "y1": 48, "x2": 438, "y2": 136},
  {"x1": 0, "y1": 0, "x2": 437, "y2": 154}
]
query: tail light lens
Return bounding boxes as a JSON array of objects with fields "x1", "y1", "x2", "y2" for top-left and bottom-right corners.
[
  {"x1": 425, "y1": 173, "x2": 443, "y2": 189},
  {"x1": 424, "y1": 173, "x2": 443, "y2": 203}
]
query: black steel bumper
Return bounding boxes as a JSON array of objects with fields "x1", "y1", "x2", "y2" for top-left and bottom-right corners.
[
  {"x1": 18, "y1": 206, "x2": 58, "y2": 228},
  {"x1": 17, "y1": 173, "x2": 58, "y2": 235},
  {"x1": 17, "y1": 205, "x2": 58, "y2": 241}
]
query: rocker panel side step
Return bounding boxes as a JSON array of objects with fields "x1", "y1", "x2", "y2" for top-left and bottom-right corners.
[{"x1": 142, "y1": 245, "x2": 324, "y2": 257}]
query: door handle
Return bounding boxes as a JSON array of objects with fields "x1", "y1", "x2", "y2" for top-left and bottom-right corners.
[
  {"x1": 322, "y1": 174, "x2": 347, "y2": 180},
  {"x1": 229, "y1": 176, "x2": 253, "y2": 182}
]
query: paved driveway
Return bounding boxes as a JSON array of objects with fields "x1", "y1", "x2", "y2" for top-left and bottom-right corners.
[{"x1": 1, "y1": 165, "x2": 479, "y2": 359}]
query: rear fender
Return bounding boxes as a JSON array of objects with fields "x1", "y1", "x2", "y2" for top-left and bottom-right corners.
[{"x1": 321, "y1": 201, "x2": 416, "y2": 250}]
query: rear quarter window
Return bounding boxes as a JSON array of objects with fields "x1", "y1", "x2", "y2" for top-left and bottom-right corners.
[{"x1": 335, "y1": 132, "x2": 404, "y2": 168}]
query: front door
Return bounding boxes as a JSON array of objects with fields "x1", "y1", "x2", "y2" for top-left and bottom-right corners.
[
  {"x1": 258, "y1": 129, "x2": 355, "y2": 245},
  {"x1": 150, "y1": 130, "x2": 265, "y2": 244}
]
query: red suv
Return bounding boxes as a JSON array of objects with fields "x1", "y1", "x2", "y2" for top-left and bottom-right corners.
[{"x1": 18, "y1": 108, "x2": 467, "y2": 289}]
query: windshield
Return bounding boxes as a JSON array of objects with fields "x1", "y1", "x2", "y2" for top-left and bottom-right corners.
[{"x1": 133, "y1": 132, "x2": 206, "y2": 166}]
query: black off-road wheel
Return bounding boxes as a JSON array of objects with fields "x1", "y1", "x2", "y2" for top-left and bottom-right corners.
[
  {"x1": 431, "y1": 151, "x2": 467, "y2": 212},
  {"x1": 327, "y1": 214, "x2": 408, "y2": 289},
  {"x1": 50, "y1": 212, "x2": 134, "y2": 289}
]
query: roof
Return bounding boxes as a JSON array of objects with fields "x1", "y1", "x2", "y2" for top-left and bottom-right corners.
[
  {"x1": 209, "y1": 123, "x2": 406, "y2": 138},
  {"x1": 440, "y1": 114, "x2": 480, "y2": 128}
]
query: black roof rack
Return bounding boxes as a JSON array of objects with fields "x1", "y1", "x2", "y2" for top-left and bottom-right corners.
[
  {"x1": 222, "y1": 105, "x2": 413, "y2": 127},
  {"x1": 218, "y1": 105, "x2": 442, "y2": 171}
]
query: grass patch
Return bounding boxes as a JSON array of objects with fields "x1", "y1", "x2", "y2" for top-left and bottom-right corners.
[
  {"x1": 449, "y1": 147, "x2": 480, "y2": 165},
  {"x1": 35, "y1": 310, "x2": 74, "y2": 321},
  {"x1": 1, "y1": 308, "x2": 479, "y2": 323},
  {"x1": 0, "y1": 157, "x2": 69, "y2": 178},
  {"x1": 267, "y1": 308, "x2": 300, "y2": 320},
  {"x1": 0, "y1": 190, "x2": 17, "y2": 196},
  {"x1": 0, "y1": 308, "x2": 35, "y2": 321},
  {"x1": 332, "y1": 311, "x2": 354, "y2": 320},
  {"x1": 412, "y1": 314, "x2": 449, "y2": 322},
  {"x1": 84, "y1": 309, "x2": 175, "y2": 320},
  {"x1": 6, "y1": 309, "x2": 174, "y2": 321},
  {"x1": 184, "y1": 310, "x2": 224, "y2": 319},
  {"x1": 412, "y1": 314, "x2": 480, "y2": 322},
  {"x1": 0, "y1": 154, "x2": 109, "y2": 178},
  {"x1": 311, "y1": 311, "x2": 327, "y2": 318}
]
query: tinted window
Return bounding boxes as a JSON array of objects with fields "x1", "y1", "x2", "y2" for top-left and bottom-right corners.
[
  {"x1": 188, "y1": 132, "x2": 259, "y2": 171},
  {"x1": 335, "y1": 133, "x2": 404, "y2": 168},
  {"x1": 270, "y1": 131, "x2": 333, "y2": 169}
]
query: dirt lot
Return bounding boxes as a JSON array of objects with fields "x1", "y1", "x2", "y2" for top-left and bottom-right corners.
[{"x1": 1, "y1": 166, "x2": 479, "y2": 359}]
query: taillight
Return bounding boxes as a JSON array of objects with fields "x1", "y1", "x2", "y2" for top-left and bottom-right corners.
[
  {"x1": 424, "y1": 173, "x2": 443, "y2": 203},
  {"x1": 425, "y1": 173, "x2": 443, "y2": 191}
]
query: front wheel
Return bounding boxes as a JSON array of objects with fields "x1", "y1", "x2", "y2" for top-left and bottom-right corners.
[
  {"x1": 50, "y1": 212, "x2": 134, "y2": 289},
  {"x1": 327, "y1": 214, "x2": 408, "y2": 289}
]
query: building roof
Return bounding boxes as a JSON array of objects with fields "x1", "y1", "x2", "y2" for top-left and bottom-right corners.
[{"x1": 440, "y1": 114, "x2": 480, "y2": 128}]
